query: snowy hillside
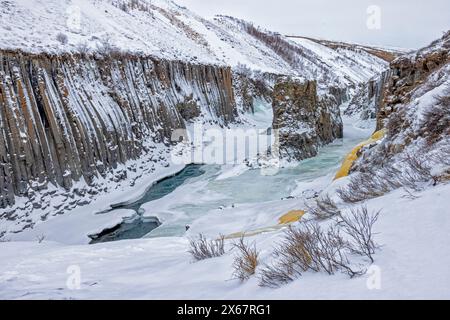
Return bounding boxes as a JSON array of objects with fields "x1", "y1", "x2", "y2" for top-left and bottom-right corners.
[{"x1": 0, "y1": 0, "x2": 388, "y2": 87}]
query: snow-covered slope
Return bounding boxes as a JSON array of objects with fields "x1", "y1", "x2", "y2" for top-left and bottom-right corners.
[
  {"x1": 0, "y1": 0, "x2": 388, "y2": 87},
  {"x1": 348, "y1": 30, "x2": 450, "y2": 191}
]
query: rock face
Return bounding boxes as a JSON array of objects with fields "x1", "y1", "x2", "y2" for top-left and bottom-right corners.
[
  {"x1": 344, "y1": 70, "x2": 390, "y2": 121},
  {"x1": 232, "y1": 71, "x2": 274, "y2": 114},
  {"x1": 377, "y1": 31, "x2": 450, "y2": 130},
  {"x1": 272, "y1": 77, "x2": 343, "y2": 161},
  {"x1": 352, "y1": 31, "x2": 450, "y2": 174},
  {"x1": 0, "y1": 50, "x2": 236, "y2": 209}
]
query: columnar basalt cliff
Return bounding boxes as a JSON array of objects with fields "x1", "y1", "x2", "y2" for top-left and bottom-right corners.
[
  {"x1": 272, "y1": 77, "x2": 343, "y2": 161},
  {"x1": 0, "y1": 51, "x2": 236, "y2": 209}
]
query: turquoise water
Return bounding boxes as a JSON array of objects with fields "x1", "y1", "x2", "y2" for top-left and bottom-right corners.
[
  {"x1": 112, "y1": 165, "x2": 205, "y2": 213},
  {"x1": 144, "y1": 130, "x2": 366, "y2": 238},
  {"x1": 89, "y1": 165, "x2": 205, "y2": 243},
  {"x1": 93, "y1": 99, "x2": 371, "y2": 241},
  {"x1": 89, "y1": 216, "x2": 160, "y2": 244}
]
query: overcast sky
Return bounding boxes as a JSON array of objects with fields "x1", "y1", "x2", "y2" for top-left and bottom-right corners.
[{"x1": 177, "y1": 0, "x2": 450, "y2": 49}]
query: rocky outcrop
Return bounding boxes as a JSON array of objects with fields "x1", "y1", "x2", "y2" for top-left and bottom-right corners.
[
  {"x1": 0, "y1": 50, "x2": 236, "y2": 209},
  {"x1": 377, "y1": 31, "x2": 450, "y2": 130},
  {"x1": 232, "y1": 68, "x2": 274, "y2": 115},
  {"x1": 345, "y1": 70, "x2": 390, "y2": 121},
  {"x1": 351, "y1": 32, "x2": 450, "y2": 176},
  {"x1": 272, "y1": 77, "x2": 343, "y2": 161}
]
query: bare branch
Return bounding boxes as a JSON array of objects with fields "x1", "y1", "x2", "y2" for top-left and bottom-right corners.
[
  {"x1": 232, "y1": 237, "x2": 259, "y2": 281},
  {"x1": 188, "y1": 234, "x2": 226, "y2": 261}
]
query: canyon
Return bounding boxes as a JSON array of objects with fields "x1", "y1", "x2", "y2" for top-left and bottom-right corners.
[
  {"x1": 1, "y1": 0, "x2": 449, "y2": 301},
  {"x1": 0, "y1": 0, "x2": 390, "y2": 237}
]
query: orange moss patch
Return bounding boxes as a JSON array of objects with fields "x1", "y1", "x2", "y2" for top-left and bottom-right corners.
[
  {"x1": 278, "y1": 210, "x2": 305, "y2": 224},
  {"x1": 334, "y1": 129, "x2": 386, "y2": 180},
  {"x1": 224, "y1": 226, "x2": 285, "y2": 240}
]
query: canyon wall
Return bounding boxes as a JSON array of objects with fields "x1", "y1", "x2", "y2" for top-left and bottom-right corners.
[
  {"x1": 352, "y1": 32, "x2": 450, "y2": 174},
  {"x1": 0, "y1": 51, "x2": 236, "y2": 209},
  {"x1": 0, "y1": 50, "x2": 361, "y2": 236},
  {"x1": 272, "y1": 77, "x2": 343, "y2": 161},
  {"x1": 377, "y1": 34, "x2": 450, "y2": 130},
  {"x1": 344, "y1": 70, "x2": 390, "y2": 121}
]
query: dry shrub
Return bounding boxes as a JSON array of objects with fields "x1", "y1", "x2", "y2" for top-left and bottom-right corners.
[
  {"x1": 432, "y1": 144, "x2": 450, "y2": 183},
  {"x1": 386, "y1": 106, "x2": 409, "y2": 138},
  {"x1": 188, "y1": 234, "x2": 226, "y2": 261},
  {"x1": 338, "y1": 206, "x2": 380, "y2": 263},
  {"x1": 113, "y1": 0, "x2": 152, "y2": 14},
  {"x1": 96, "y1": 36, "x2": 123, "y2": 58},
  {"x1": 337, "y1": 154, "x2": 435, "y2": 203},
  {"x1": 306, "y1": 194, "x2": 341, "y2": 220},
  {"x1": 402, "y1": 152, "x2": 433, "y2": 188},
  {"x1": 77, "y1": 42, "x2": 90, "y2": 56},
  {"x1": 337, "y1": 167, "x2": 399, "y2": 203},
  {"x1": 258, "y1": 218, "x2": 370, "y2": 288},
  {"x1": 235, "y1": 63, "x2": 252, "y2": 77},
  {"x1": 422, "y1": 87, "x2": 450, "y2": 144},
  {"x1": 232, "y1": 237, "x2": 260, "y2": 281},
  {"x1": 258, "y1": 263, "x2": 296, "y2": 288},
  {"x1": 56, "y1": 32, "x2": 68, "y2": 45},
  {"x1": 36, "y1": 234, "x2": 46, "y2": 244},
  {"x1": 438, "y1": 144, "x2": 450, "y2": 166}
]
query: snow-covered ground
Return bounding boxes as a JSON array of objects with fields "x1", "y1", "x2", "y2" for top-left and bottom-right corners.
[{"x1": 1, "y1": 163, "x2": 449, "y2": 299}]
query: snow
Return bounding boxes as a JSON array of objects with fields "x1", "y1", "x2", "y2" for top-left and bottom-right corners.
[
  {"x1": 291, "y1": 38, "x2": 387, "y2": 84},
  {"x1": 0, "y1": 0, "x2": 387, "y2": 88},
  {"x1": 3, "y1": 155, "x2": 186, "y2": 244},
  {"x1": 1, "y1": 171, "x2": 449, "y2": 299},
  {"x1": 215, "y1": 164, "x2": 250, "y2": 181},
  {"x1": 0, "y1": 92, "x2": 449, "y2": 298}
]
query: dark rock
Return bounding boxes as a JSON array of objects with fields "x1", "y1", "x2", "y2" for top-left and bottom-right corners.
[{"x1": 272, "y1": 77, "x2": 343, "y2": 161}]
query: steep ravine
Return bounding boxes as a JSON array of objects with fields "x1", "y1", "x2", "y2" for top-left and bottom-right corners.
[{"x1": 0, "y1": 49, "x2": 379, "y2": 238}]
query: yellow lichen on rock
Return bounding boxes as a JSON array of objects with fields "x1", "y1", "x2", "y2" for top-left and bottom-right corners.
[
  {"x1": 333, "y1": 144, "x2": 364, "y2": 180},
  {"x1": 334, "y1": 129, "x2": 386, "y2": 180},
  {"x1": 278, "y1": 210, "x2": 306, "y2": 224}
]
